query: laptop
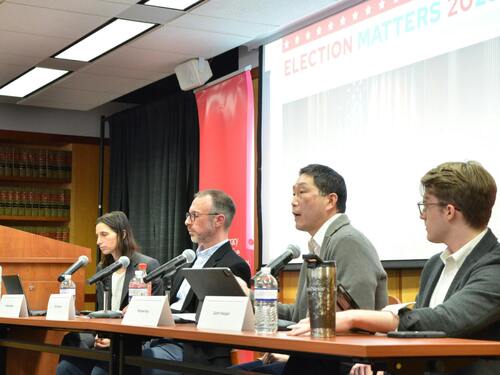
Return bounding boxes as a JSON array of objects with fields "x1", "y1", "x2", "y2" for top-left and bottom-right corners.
[
  {"x1": 2, "y1": 274, "x2": 47, "y2": 316},
  {"x1": 180, "y1": 267, "x2": 246, "y2": 321}
]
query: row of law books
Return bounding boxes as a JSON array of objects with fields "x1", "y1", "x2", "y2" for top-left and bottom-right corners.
[
  {"x1": 0, "y1": 186, "x2": 70, "y2": 217},
  {"x1": 0, "y1": 145, "x2": 72, "y2": 180},
  {"x1": 12, "y1": 225, "x2": 70, "y2": 242}
]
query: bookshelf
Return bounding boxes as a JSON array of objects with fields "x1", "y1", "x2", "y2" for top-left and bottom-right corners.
[
  {"x1": 0, "y1": 144, "x2": 72, "y2": 242},
  {"x1": 0, "y1": 130, "x2": 110, "y2": 310}
]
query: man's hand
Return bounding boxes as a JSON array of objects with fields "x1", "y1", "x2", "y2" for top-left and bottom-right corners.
[
  {"x1": 286, "y1": 317, "x2": 310, "y2": 336},
  {"x1": 349, "y1": 364, "x2": 383, "y2": 375},
  {"x1": 260, "y1": 352, "x2": 290, "y2": 364},
  {"x1": 235, "y1": 276, "x2": 250, "y2": 296}
]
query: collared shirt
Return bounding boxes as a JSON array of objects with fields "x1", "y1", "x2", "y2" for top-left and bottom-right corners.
[
  {"x1": 170, "y1": 239, "x2": 228, "y2": 311},
  {"x1": 111, "y1": 270, "x2": 126, "y2": 311},
  {"x1": 429, "y1": 229, "x2": 487, "y2": 308},
  {"x1": 309, "y1": 213, "x2": 342, "y2": 255}
]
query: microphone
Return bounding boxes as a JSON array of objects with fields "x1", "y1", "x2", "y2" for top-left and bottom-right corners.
[
  {"x1": 254, "y1": 244, "x2": 301, "y2": 279},
  {"x1": 144, "y1": 249, "x2": 196, "y2": 283},
  {"x1": 87, "y1": 256, "x2": 130, "y2": 285},
  {"x1": 57, "y1": 255, "x2": 89, "y2": 282}
]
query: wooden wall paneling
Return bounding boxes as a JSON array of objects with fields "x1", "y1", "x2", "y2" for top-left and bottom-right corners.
[
  {"x1": 400, "y1": 269, "x2": 421, "y2": 303},
  {"x1": 69, "y1": 143, "x2": 109, "y2": 310}
]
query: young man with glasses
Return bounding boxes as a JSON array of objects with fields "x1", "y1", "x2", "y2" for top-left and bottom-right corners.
[
  {"x1": 142, "y1": 189, "x2": 251, "y2": 374},
  {"x1": 288, "y1": 161, "x2": 500, "y2": 375}
]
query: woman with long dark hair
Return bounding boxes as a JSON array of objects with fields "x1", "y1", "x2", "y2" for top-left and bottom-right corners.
[{"x1": 56, "y1": 211, "x2": 163, "y2": 375}]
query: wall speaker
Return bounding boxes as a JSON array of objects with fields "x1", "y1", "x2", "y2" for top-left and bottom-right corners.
[{"x1": 174, "y1": 57, "x2": 213, "y2": 91}]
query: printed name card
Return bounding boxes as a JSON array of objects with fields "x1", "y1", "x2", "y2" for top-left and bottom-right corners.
[
  {"x1": 197, "y1": 296, "x2": 254, "y2": 332},
  {"x1": 0, "y1": 294, "x2": 28, "y2": 318},
  {"x1": 122, "y1": 296, "x2": 174, "y2": 327},
  {"x1": 46, "y1": 294, "x2": 75, "y2": 321}
]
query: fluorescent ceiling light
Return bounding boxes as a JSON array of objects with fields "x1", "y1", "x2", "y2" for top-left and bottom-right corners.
[
  {"x1": 143, "y1": 0, "x2": 201, "y2": 11},
  {"x1": 54, "y1": 19, "x2": 156, "y2": 62},
  {"x1": 0, "y1": 67, "x2": 69, "y2": 98}
]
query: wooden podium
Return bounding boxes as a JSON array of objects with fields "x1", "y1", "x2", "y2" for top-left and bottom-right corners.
[
  {"x1": 0, "y1": 225, "x2": 92, "y2": 375},
  {"x1": 0, "y1": 225, "x2": 91, "y2": 310}
]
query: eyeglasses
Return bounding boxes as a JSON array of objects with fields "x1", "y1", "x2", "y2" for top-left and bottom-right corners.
[
  {"x1": 185, "y1": 212, "x2": 219, "y2": 222},
  {"x1": 417, "y1": 201, "x2": 461, "y2": 215}
]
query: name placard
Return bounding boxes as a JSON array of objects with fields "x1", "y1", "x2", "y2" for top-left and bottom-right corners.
[
  {"x1": 0, "y1": 294, "x2": 28, "y2": 318},
  {"x1": 46, "y1": 294, "x2": 75, "y2": 321},
  {"x1": 122, "y1": 296, "x2": 174, "y2": 327},
  {"x1": 197, "y1": 296, "x2": 254, "y2": 332}
]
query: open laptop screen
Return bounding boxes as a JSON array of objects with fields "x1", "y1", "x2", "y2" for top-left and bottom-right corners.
[{"x1": 2, "y1": 274, "x2": 46, "y2": 316}]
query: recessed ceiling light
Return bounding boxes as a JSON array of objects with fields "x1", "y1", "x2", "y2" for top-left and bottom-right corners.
[
  {"x1": 0, "y1": 67, "x2": 70, "y2": 98},
  {"x1": 54, "y1": 18, "x2": 156, "y2": 62},
  {"x1": 143, "y1": 0, "x2": 202, "y2": 11}
]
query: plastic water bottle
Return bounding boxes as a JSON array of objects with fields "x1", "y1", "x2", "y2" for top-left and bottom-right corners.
[
  {"x1": 59, "y1": 274, "x2": 76, "y2": 297},
  {"x1": 128, "y1": 269, "x2": 148, "y2": 302},
  {"x1": 254, "y1": 267, "x2": 278, "y2": 334},
  {"x1": 138, "y1": 262, "x2": 152, "y2": 296}
]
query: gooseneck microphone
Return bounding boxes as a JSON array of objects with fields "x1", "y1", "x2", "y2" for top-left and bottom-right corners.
[
  {"x1": 254, "y1": 244, "x2": 301, "y2": 279},
  {"x1": 144, "y1": 249, "x2": 196, "y2": 283},
  {"x1": 87, "y1": 256, "x2": 130, "y2": 285},
  {"x1": 57, "y1": 255, "x2": 89, "y2": 282}
]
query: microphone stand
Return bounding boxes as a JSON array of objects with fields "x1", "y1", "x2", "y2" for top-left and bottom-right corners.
[{"x1": 88, "y1": 280, "x2": 123, "y2": 319}]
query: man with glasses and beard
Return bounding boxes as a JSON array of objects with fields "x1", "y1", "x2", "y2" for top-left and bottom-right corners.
[{"x1": 142, "y1": 189, "x2": 251, "y2": 375}]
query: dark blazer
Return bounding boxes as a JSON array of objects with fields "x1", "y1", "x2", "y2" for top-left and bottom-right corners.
[
  {"x1": 170, "y1": 240, "x2": 251, "y2": 367},
  {"x1": 170, "y1": 240, "x2": 251, "y2": 313},
  {"x1": 96, "y1": 252, "x2": 163, "y2": 311},
  {"x1": 399, "y1": 229, "x2": 500, "y2": 375}
]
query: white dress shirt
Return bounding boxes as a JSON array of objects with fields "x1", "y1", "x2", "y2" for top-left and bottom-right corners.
[
  {"x1": 111, "y1": 271, "x2": 126, "y2": 311},
  {"x1": 170, "y1": 239, "x2": 228, "y2": 311},
  {"x1": 429, "y1": 229, "x2": 487, "y2": 308},
  {"x1": 309, "y1": 213, "x2": 342, "y2": 255}
]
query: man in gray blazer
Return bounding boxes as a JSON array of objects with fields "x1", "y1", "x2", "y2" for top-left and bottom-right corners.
[
  {"x1": 289, "y1": 161, "x2": 500, "y2": 375},
  {"x1": 236, "y1": 164, "x2": 386, "y2": 374},
  {"x1": 280, "y1": 163, "x2": 387, "y2": 321}
]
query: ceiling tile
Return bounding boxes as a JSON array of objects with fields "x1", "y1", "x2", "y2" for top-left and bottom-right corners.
[
  {"x1": 118, "y1": 4, "x2": 184, "y2": 24},
  {"x1": 57, "y1": 72, "x2": 152, "y2": 94},
  {"x1": 82, "y1": 63, "x2": 163, "y2": 81},
  {"x1": 20, "y1": 86, "x2": 120, "y2": 111},
  {"x1": 0, "y1": 62, "x2": 32, "y2": 85},
  {"x1": 0, "y1": 52, "x2": 40, "y2": 66},
  {"x1": 192, "y1": 0, "x2": 339, "y2": 25},
  {"x1": 169, "y1": 13, "x2": 276, "y2": 38},
  {"x1": 132, "y1": 25, "x2": 250, "y2": 58},
  {"x1": 0, "y1": 30, "x2": 72, "y2": 58},
  {"x1": 0, "y1": 2, "x2": 107, "y2": 39},
  {"x1": 95, "y1": 45, "x2": 189, "y2": 73},
  {"x1": 5, "y1": 0, "x2": 131, "y2": 17}
]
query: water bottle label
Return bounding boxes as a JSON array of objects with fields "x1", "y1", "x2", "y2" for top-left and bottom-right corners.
[
  {"x1": 129, "y1": 288, "x2": 148, "y2": 297},
  {"x1": 254, "y1": 288, "x2": 278, "y2": 301},
  {"x1": 60, "y1": 288, "x2": 76, "y2": 296}
]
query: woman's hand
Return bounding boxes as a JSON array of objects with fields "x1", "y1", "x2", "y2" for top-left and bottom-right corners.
[{"x1": 94, "y1": 335, "x2": 111, "y2": 349}]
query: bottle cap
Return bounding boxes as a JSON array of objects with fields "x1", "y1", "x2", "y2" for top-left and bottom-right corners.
[
  {"x1": 64, "y1": 274, "x2": 71, "y2": 280},
  {"x1": 138, "y1": 263, "x2": 147, "y2": 271}
]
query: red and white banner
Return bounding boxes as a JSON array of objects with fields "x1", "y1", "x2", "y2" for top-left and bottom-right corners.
[{"x1": 195, "y1": 70, "x2": 255, "y2": 272}]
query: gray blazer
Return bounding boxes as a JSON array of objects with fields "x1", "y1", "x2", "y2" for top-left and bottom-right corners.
[
  {"x1": 278, "y1": 214, "x2": 388, "y2": 322},
  {"x1": 399, "y1": 229, "x2": 500, "y2": 375}
]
